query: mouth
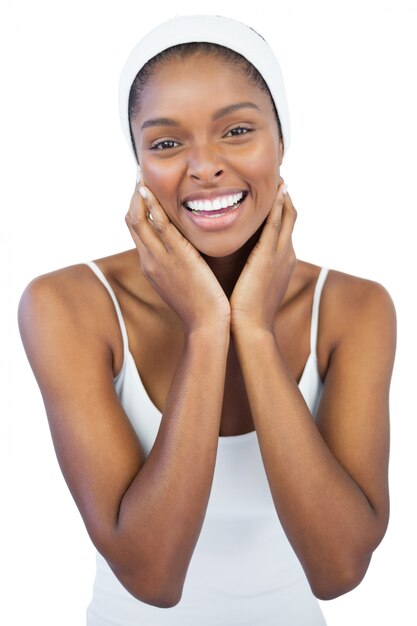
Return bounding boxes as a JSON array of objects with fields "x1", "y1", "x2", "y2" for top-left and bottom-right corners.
[
  {"x1": 181, "y1": 191, "x2": 249, "y2": 231},
  {"x1": 182, "y1": 191, "x2": 249, "y2": 218}
]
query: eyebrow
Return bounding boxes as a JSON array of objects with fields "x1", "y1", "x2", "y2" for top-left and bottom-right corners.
[{"x1": 140, "y1": 101, "x2": 261, "y2": 130}]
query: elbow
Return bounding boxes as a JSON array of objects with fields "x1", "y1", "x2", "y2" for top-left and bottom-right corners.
[
  {"x1": 135, "y1": 577, "x2": 183, "y2": 609},
  {"x1": 92, "y1": 526, "x2": 185, "y2": 608},
  {"x1": 104, "y1": 554, "x2": 183, "y2": 609},
  {"x1": 310, "y1": 554, "x2": 372, "y2": 601},
  {"x1": 124, "y1": 576, "x2": 182, "y2": 609},
  {"x1": 131, "y1": 588, "x2": 181, "y2": 609},
  {"x1": 309, "y1": 510, "x2": 388, "y2": 601}
]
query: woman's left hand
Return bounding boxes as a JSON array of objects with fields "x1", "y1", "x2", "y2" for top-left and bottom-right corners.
[{"x1": 230, "y1": 179, "x2": 298, "y2": 335}]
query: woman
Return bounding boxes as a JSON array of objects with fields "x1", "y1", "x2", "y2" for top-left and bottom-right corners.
[{"x1": 18, "y1": 14, "x2": 396, "y2": 626}]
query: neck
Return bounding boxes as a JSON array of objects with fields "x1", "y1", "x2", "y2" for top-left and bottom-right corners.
[{"x1": 200, "y1": 222, "x2": 264, "y2": 300}]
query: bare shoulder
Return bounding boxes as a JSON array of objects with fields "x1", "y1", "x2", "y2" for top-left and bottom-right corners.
[
  {"x1": 18, "y1": 260, "x2": 113, "y2": 341},
  {"x1": 17, "y1": 249, "x2": 155, "y2": 380},
  {"x1": 325, "y1": 265, "x2": 396, "y2": 304},
  {"x1": 17, "y1": 251, "x2": 140, "y2": 364},
  {"x1": 322, "y1": 266, "x2": 397, "y2": 344}
]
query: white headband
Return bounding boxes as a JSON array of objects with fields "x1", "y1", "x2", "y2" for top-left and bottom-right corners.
[{"x1": 118, "y1": 14, "x2": 291, "y2": 170}]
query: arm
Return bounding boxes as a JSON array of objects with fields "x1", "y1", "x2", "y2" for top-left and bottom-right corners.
[
  {"x1": 18, "y1": 272, "x2": 230, "y2": 608},
  {"x1": 232, "y1": 279, "x2": 396, "y2": 600}
]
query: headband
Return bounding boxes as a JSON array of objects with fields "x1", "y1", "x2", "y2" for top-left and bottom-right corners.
[{"x1": 118, "y1": 14, "x2": 291, "y2": 170}]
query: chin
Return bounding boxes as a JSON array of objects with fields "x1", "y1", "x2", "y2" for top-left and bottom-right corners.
[
  {"x1": 193, "y1": 232, "x2": 259, "y2": 258},
  {"x1": 197, "y1": 244, "x2": 241, "y2": 258},
  {"x1": 174, "y1": 215, "x2": 265, "y2": 258}
]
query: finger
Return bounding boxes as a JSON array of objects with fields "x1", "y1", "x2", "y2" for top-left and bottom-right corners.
[
  {"x1": 125, "y1": 183, "x2": 166, "y2": 254},
  {"x1": 125, "y1": 213, "x2": 148, "y2": 260},
  {"x1": 276, "y1": 187, "x2": 298, "y2": 247},
  {"x1": 137, "y1": 183, "x2": 174, "y2": 252},
  {"x1": 259, "y1": 182, "x2": 287, "y2": 249},
  {"x1": 137, "y1": 177, "x2": 154, "y2": 223}
]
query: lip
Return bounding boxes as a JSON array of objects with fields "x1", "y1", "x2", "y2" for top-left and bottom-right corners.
[
  {"x1": 182, "y1": 188, "x2": 248, "y2": 204},
  {"x1": 182, "y1": 192, "x2": 248, "y2": 231}
]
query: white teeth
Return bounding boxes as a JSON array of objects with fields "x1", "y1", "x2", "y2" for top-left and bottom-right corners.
[{"x1": 185, "y1": 192, "x2": 244, "y2": 212}]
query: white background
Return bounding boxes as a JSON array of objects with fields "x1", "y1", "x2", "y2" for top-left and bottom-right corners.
[{"x1": 2, "y1": 0, "x2": 416, "y2": 624}]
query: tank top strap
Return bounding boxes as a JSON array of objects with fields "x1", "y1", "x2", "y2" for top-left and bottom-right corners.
[
  {"x1": 83, "y1": 260, "x2": 130, "y2": 357},
  {"x1": 310, "y1": 267, "x2": 330, "y2": 357}
]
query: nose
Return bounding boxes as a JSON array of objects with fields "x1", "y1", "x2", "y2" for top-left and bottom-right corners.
[{"x1": 186, "y1": 144, "x2": 225, "y2": 182}]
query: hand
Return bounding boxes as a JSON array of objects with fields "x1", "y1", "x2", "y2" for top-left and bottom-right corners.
[
  {"x1": 125, "y1": 180, "x2": 231, "y2": 334},
  {"x1": 229, "y1": 179, "x2": 297, "y2": 334}
]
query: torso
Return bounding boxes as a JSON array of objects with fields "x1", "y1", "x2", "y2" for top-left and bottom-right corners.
[{"x1": 56, "y1": 249, "x2": 349, "y2": 437}]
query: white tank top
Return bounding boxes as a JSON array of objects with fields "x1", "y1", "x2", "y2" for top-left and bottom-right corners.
[{"x1": 84, "y1": 260, "x2": 329, "y2": 626}]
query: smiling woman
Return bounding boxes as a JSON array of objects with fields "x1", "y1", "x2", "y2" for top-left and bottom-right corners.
[{"x1": 17, "y1": 13, "x2": 396, "y2": 626}]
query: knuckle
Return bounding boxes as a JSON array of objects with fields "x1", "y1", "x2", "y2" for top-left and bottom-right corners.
[
  {"x1": 271, "y1": 218, "x2": 281, "y2": 232},
  {"x1": 288, "y1": 249, "x2": 297, "y2": 267},
  {"x1": 173, "y1": 257, "x2": 185, "y2": 271},
  {"x1": 131, "y1": 217, "x2": 141, "y2": 230},
  {"x1": 152, "y1": 219, "x2": 167, "y2": 234},
  {"x1": 143, "y1": 261, "x2": 161, "y2": 281},
  {"x1": 144, "y1": 196, "x2": 154, "y2": 210},
  {"x1": 126, "y1": 212, "x2": 144, "y2": 232}
]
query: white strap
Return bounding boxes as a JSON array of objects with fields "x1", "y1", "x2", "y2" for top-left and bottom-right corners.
[
  {"x1": 83, "y1": 261, "x2": 130, "y2": 355},
  {"x1": 310, "y1": 267, "x2": 330, "y2": 356}
]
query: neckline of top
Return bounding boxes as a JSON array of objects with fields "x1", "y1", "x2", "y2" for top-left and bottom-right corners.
[
  {"x1": 86, "y1": 260, "x2": 327, "y2": 442},
  {"x1": 118, "y1": 347, "x2": 318, "y2": 443}
]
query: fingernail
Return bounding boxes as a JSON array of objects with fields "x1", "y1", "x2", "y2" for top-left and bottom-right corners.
[
  {"x1": 283, "y1": 184, "x2": 288, "y2": 196},
  {"x1": 139, "y1": 186, "x2": 148, "y2": 199}
]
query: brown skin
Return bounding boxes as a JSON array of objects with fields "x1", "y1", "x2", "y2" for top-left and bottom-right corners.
[{"x1": 17, "y1": 53, "x2": 396, "y2": 607}]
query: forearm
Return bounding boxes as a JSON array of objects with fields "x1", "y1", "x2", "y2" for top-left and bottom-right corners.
[
  {"x1": 233, "y1": 328, "x2": 378, "y2": 599},
  {"x1": 109, "y1": 327, "x2": 230, "y2": 605}
]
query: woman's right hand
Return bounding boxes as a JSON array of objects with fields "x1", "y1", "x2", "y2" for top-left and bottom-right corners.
[{"x1": 125, "y1": 181, "x2": 231, "y2": 334}]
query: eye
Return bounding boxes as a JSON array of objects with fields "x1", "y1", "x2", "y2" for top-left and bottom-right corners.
[
  {"x1": 225, "y1": 126, "x2": 253, "y2": 137},
  {"x1": 149, "y1": 139, "x2": 180, "y2": 151},
  {"x1": 148, "y1": 126, "x2": 254, "y2": 151}
]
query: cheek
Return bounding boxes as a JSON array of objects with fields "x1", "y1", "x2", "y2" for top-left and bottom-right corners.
[
  {"x1": 241, "y1": 146, "x2": 279, "y2": 201},
  {"x1": 142, "y1": 161, "x2": 173, "y2": 187},
  {"x1": 238, "y1": 141, "x2": 279, "y2": 180},
  {"x1": 141, "y1": 164, "x2": 180, "y2": 211}
]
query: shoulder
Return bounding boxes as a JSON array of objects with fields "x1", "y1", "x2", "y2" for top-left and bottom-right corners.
[
  {"x1": 322, "y1": 266, "x2": 397, "y2": 342},
  {"x1": 295, "y1": 259, "x2": 396, "y2": 327},
  {"x1": 17, "y1": 249, "x2": 158, "y2": 377},
  {"x1": 313, "y1": 265, "x2": 397, "y2": 387},
  {"x1": 17, "y1": 266, "x2": 105, "y2": 384},
  {"x1": 18, "y1": 262, "x2": 109, "y2": 331},
  {"x1": 17, "y1": 253, "x2": 136, "y2": 359},
  {"x1": 295, "y1": 260, "x2": 397, "y2": 373},
  {"x1": 18, "y1": 248, "x2": 144, "y2": 321}
]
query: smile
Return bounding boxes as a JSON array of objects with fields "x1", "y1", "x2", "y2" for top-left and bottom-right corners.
[
  {"x1": 183, "y1": 191, "x2": 248, "y2": 216},
  {"x1": 182, "y1": 191, "x2": 248, "y2": 230}
]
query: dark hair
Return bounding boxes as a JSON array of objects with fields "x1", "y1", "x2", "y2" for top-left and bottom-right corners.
[{"x1": 128, "y1": 42, "x2": 283, "y2": 163}]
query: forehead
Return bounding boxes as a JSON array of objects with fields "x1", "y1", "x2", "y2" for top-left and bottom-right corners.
[{"x1": 139, "y1": 52, "x2": 270, "y2": 111}]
